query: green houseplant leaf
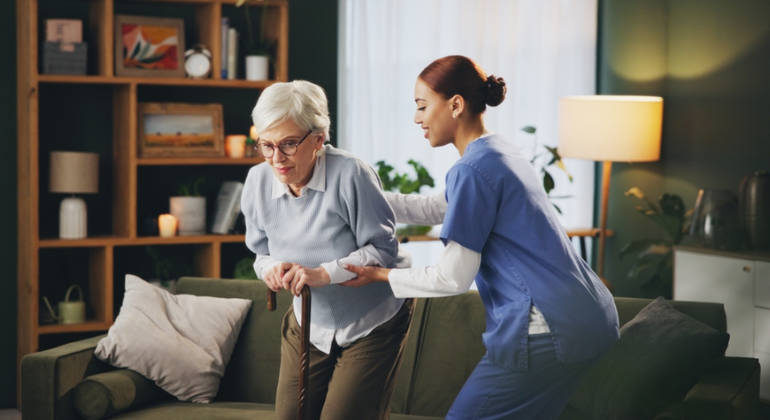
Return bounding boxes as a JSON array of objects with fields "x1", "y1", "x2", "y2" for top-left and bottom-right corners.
[
  {"x1": 621, "y1": 187, "x2": 691, "y2": 298},
  {"x1": 519, "y1": 126, "x2": 573, "y2": 211},
  {"x1": 375, "y1": 159, "x2": 435, "y2": 236}
]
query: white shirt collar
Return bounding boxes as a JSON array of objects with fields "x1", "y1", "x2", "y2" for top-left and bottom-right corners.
[{"x1": 271, "y1": 145, "x2": 328, "y2": 198}]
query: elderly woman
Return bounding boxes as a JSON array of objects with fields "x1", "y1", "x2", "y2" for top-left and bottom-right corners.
[{"x1": 241, "y1": 80, "x2": 412, "y2": 420}]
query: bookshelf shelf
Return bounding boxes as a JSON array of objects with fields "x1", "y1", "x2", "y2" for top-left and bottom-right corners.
[
  {"x1": 137, "y1": 157, "x2": 264, "y2": 165},
  {"x1": 37, "y1": 320, "x2": 114, "y2": 335},
  {"x1": 38, "y1": 74, "x2": 278, "y2": 89},
  {"x1": 38, "y1": 234, "x2": 247, "y2": 248}
]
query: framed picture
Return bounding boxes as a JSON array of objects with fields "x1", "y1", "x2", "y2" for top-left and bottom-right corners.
[
  {"x1": 115, "y1": 15, "x2": 185, "y2": 78},
  {"x1": 138, "y1": 103, "x2": 225, "y2": 158}
]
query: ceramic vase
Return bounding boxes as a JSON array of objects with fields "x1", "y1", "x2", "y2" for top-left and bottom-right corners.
[
  {"x1": 245, "y1": 55, "x2": 269, "y2": 81},
  {"x1": 169, "y1": 197, "x2": 206, "y2": 235}
]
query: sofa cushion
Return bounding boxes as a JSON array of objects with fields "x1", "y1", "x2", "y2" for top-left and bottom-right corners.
[
  {"x1": 73, "y1": 369, "x2": 172, "y2": 420},
  {"x1": 391, "y1": 291, "x2": 487, "y2": 417},
  {"x1": 109, "y1": 401, "x2": 275, "y2": 420},
  {"x1": 174, "y1": 277, "x2": 294, "y2": 404},
  {"x1": 94, "y1": 275, "x2": 252, "y2": 403},
  {"x1": 569, "y1": 297, "x2": 730, "y2": 420}
]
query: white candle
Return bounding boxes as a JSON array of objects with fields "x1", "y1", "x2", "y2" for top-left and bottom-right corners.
[
  {"x1": 226, "y1": 135, "x2": 247, "y2": 158},
  {"x1": 158, "y1": 214, "x2": 178, "y2": 237}
]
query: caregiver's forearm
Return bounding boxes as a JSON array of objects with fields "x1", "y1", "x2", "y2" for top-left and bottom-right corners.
[{"x1": 384, "y1": 191, "x2": 447, "y2": 225}]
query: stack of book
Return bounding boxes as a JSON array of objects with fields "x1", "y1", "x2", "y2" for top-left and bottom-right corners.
[
  {"x1": 211, "y1": 181, "x2": 244, "y2": 234},
  {"x1": 221, "y1": 17, "x2": 238, "y2": 80}
]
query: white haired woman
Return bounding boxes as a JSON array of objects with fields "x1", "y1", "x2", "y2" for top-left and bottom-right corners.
[{"x1": 241, "y1": 80, "x2": 412, "y2": 420}]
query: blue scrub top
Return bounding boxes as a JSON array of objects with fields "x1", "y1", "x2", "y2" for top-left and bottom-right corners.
[{"x1": 440, "y1": 134, "x2": 619, "y2": 372}]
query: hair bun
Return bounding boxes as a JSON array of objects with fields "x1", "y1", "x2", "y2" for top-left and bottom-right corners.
[{"x1": 485, "y1": 75, "x2": 506, "y2": 107}]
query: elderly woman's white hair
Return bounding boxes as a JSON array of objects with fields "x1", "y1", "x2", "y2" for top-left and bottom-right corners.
[{"x1": 252, "y1": 80, "x2": 331, "y2": 142}]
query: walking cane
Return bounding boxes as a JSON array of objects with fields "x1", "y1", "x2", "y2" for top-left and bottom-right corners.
[{"x1": 268, "y1": 287, "x2": 311, "y2": 420}]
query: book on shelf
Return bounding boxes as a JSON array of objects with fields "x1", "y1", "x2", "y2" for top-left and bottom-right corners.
[
  {"x1": 221, "y1": 17, "x2": 229, "y2": 79},
  {"x1": 211, "y1": 181, "x2": 244, "y2": 234},
  {"x1": 227, "y1": 28, "x2": 238, "y2": 80}
]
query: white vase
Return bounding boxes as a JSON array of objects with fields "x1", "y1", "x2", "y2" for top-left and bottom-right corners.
[
  {"x1": 59, "y1": 196, "x2": 87, "y2": 239},
  {"x1": 169, "y1": 197, "x2": 206, "y2": 235},
  {"x1": 245, "y1": 55, "x2": 269, "y2": 81}
]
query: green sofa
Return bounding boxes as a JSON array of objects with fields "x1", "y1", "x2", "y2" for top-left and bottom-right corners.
[{"x1": 22, "y1": 277, "x2": 760, "y2": 420}]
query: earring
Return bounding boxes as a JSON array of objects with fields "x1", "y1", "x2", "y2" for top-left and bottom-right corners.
[
  {"x1": 316, "y1": 149, "x2": 324, "y2": 157},
  {"x1": 452, "y1": 114, "x2": 456, "y2": 120}
]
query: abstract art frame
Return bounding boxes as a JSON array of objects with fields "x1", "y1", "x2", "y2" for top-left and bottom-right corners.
[
  {"x1": 137, "y1": 103, "x2": 225, "y2": 158},
  {"x1": 115, "y1": 15, "x2": 186, "y2": 78}
]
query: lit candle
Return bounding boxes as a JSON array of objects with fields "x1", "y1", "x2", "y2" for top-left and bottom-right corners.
[
  {"x1": 158, "y1": 214, "x2": 178, "y2": 237},
  {"x1": 250, "y1": 125, "x2": 258, "y2": 140},
  {"x1": 226, "y1": 134, "x2": 247, "y2": 158}
]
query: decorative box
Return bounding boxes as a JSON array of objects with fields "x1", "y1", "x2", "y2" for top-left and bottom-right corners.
[{"x1": 42, "y1": 42, "x2": 87, "y2": 75}]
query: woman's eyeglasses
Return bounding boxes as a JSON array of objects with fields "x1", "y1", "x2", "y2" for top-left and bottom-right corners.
[{"x1": 256, "y1": 130, "x2": 313, "y2": 158}]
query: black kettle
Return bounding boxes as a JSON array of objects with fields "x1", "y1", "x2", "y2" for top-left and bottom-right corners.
[{"x1": 739, "y1": 171, "x2": 770, "y2": 249}]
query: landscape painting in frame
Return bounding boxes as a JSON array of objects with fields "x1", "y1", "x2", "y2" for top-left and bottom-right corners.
[
  {"x1": 114, "y1": 15, "x2": 185, "y2": 78},
  {"x1": 138, "y1": 103, "x2": 225, "y2": 158}
]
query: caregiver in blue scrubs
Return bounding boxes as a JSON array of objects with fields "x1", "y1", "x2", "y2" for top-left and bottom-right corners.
[{"x1": 343, "y1": 55, "x2": 620, "y2": 420}]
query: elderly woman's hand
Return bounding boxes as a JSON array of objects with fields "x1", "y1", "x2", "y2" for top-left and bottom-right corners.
[
  {"x1": 263, "y1": 262, "x2": 294, "y2": 292},
  {"x1": 282, "y1": 265, "x2": 331, "y2": 296}
]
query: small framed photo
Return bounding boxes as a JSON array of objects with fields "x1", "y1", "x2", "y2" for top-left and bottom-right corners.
[
  {"x1": 138, "y1": 103, "x2": 225, "y2": 158},
  {"x1": 115, "y1": 15, "x2": 185, "y2": 78}
]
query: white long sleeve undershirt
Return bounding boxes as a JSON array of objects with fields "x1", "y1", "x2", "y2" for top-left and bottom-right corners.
[{"x1": 384, "y1": 191, "x2": 447, "y2": 225}]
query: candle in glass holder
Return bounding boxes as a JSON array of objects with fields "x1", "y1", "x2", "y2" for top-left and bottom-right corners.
[
  {"x1": 226, "y1": 135, "x2": 247, "y2": 158},
  {"x1": 158, "y1": 214, "x2": 178, "y2": 237}
]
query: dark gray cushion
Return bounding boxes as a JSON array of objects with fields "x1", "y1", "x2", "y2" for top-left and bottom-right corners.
[{"x1": 569, "y1": 297, "x2": 729, "y2": 420}]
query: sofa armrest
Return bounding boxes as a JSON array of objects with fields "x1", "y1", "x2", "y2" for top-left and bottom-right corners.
[
  {"x1": 654, "y1": 357, "x2": 760, "y2": 420},
  {"x1": 21, "y1": 335, "x2": 112, "y2": 420}
]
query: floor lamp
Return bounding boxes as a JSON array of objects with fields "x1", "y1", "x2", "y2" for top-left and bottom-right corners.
[{"x1": 557, "y1": 96, "x2": 663, "y2": 282}]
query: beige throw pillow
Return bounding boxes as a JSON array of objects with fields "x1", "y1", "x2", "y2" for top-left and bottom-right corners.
[{"x1": 94, "y1": 274, "x2": 252, "y2": 403}]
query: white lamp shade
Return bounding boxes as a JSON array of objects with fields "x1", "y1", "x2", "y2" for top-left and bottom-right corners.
[
  {"x1": 558, "y1": 96, "x2": 663, "y2": 162},
  {"x1": 50, "y1": 151, "x2": 99, "y2": 194}
]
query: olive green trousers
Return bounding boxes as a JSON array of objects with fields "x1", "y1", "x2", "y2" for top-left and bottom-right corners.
[{"x1": 275, "y1": 299, "x2": 414, "y2": 420}]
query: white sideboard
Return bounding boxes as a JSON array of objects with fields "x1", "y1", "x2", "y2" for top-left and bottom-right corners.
[{"x1": 673, "y1": 246, "x2": 770, "y2": 401}]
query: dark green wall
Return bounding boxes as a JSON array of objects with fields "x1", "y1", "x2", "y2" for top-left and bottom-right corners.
[
  {"x1": 0, "y1": 0, "x2": 336, "y2": 408},
  {"x1": 599, "y1": 0, "x2": 770, "y2": 296},
  {"x1": 289, "y1": 0, "x2": 338, "y2": 144},
  {"x1": 0, "y1": 1, "x2": 17, "y2": 409}
]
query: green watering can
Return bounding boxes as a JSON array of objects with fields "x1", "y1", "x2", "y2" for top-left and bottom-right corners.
[{"x1": 43, "y1": 285, "x2": 86, "y2": 324}]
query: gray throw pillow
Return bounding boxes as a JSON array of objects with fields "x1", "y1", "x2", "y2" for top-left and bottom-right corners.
[
  {"x1": 94, "y1": 275, "x2": 253, "y2": 403},
  {"x1": 569, "y1": 297, "x2": 729, "y2": 420}
]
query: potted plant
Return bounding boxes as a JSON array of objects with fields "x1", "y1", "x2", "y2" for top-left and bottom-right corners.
[
  {"x1": 236, "y1": 0, "x2": 272, "y2": 81},
  {"x1": 620, "y1": 187, "x2": 693, "y2": 299},
  {"x1": 375, "y1": 159, "x2": 435, "y2": 236},
  {"x1": 234, "y1": 257, "x2": 259, "y2": 280},
  {"x1": 169, "y1": 176, "x2": 207, "y2": 236},
  {"x1": 144, "y1": 246, "x2": 177, "y2": 293}
]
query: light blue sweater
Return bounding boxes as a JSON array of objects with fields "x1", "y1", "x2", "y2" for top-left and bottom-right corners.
[{"x1": 242, "y1": 145, "x2": 402, "y2": 329}]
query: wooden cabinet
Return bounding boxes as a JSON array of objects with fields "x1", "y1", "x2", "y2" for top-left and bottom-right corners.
[
  {"x1": 16, "y1": 0, "x2": 287, "y2": 378},
  {"x1": 673, "y1": 246, "x2": 770, "y2": 401}
]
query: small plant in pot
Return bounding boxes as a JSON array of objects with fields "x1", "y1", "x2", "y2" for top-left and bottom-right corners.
[
  {"x1": 236, "y1": 0, "x2": 273, "y2": 81},
  {"x1": 170, "y1": 176, "x2": 207, "y2": 236},
  {"x1": 375, "y1": 159, "x2": 435, "y2": 237},
  {"x1": 144, "y1": 246, "x2": 193, "y2": 293}
]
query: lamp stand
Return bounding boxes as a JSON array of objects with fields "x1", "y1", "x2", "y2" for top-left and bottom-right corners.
[
  {"x1": 598, "y1": 161, "x2": 612, "y2": 281},
  {"x1": 60, "y1": 195, "x2": 87, "y2": 239}
]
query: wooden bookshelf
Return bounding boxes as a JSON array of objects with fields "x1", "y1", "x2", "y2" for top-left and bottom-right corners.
[{"x1": 16, "y1": 0, "x2": 288, "y2": 401}]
